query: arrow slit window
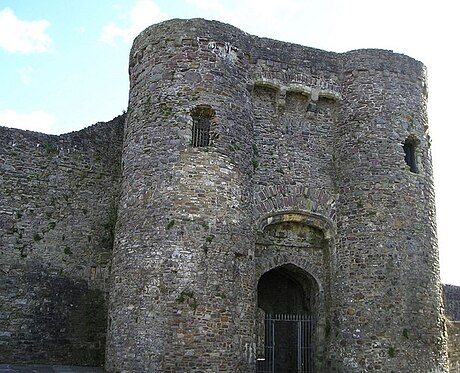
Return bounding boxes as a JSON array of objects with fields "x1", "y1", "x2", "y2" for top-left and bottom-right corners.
[{"x1": 403, "y1": 138, "x2": 418, "y2": 173}]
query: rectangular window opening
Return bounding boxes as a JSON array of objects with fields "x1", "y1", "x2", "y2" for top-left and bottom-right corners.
[{"x1": 192, "y1": 117, "x2": 210, "y2": 147}]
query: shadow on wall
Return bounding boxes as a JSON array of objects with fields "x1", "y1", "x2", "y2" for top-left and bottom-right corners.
[{"x1": 1, "y1": 268, "x2": 107, "y2": 365}]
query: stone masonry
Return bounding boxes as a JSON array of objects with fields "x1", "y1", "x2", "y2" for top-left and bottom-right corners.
[
  {"x1": 0, "y1": 117, "x2": 124, "y2": 365},
  {"x1": 1, "y1": 18, "x2": 459, "y2": 373},
  {"x1": 444, "y1": 285, "x2": 460, "y2": 372}
]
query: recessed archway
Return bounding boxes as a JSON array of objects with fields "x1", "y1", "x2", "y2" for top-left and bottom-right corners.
[{"x1": 256, "y1": 264, "x2": 319, "y2": 373}]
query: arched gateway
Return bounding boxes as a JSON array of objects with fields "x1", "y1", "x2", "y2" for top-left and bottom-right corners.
[{"x1": 256, "y1": 264, "x2": 319, "y2": 373}]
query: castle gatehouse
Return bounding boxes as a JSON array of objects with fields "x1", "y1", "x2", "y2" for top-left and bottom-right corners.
[{"x1": 1, "y1": 18, "x2": 458, "y2": 373}]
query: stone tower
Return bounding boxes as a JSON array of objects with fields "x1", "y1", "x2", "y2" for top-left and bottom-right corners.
[{"x1": 105, "y1": 19, "x2": 448, "y2": 373}]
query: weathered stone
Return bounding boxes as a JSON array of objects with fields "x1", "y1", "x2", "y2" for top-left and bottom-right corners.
[
  {"x1": 0, "y1": 116, "x2": 124, "y2": 365},
  {"x1": 1, "y1": 18, "x2": 459, "y2": 373},
  {"x1": 105, "y1": 18, "x2": 449, "y2": 373}
]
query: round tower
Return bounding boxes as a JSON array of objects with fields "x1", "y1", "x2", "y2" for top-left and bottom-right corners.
[
  {"x1": 105, "y1": 19, "x2": 256, "y2": 372},
  {"x1": 332, "y1": 49, "x2": 448, "y2": 372}
]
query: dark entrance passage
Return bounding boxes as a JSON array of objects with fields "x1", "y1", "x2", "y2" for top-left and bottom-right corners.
[
  {"x1": 256, "y1": 265, "x2": 317, "y2": 373},
  {"x1": 258, "y1": 314, "x2": 315, "y2": 373}
]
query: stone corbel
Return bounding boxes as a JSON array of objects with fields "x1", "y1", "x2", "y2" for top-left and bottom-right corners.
[{"x1": 276, "y1": 87, "x2": 287, "y2": 109}]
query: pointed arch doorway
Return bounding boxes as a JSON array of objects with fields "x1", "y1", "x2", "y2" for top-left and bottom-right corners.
[{"x1": 256, "y1": 264, "x2": 318, "y2": 373}]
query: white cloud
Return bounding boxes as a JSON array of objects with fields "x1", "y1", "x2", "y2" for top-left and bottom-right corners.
[
  {"x1": 0, "y1": 7, "x2": 52, "y2": 54},
  {"x1": 101, "y1": 0, "x2": 167, "y2": 45},
  {"x1": 0, "y1": 110, "x2": 56, "y2": 133}
]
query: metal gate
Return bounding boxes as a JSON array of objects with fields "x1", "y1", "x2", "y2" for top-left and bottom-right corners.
[{"x1": 257, "y1": 314, "x2": 315, "y2": 373}]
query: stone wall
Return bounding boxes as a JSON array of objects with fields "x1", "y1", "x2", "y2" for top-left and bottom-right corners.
[
  {"x1": 448, "y1": 321, "x2": 460, "y2": 373},
  {"x1": 444, "y1": 284, "x2": 460, "y2": 321},
  {"x1": 445, "y1": 285, "x2": 460, "y2": 372},
  {"x1": 0, "y1": 115, "x2": 124, "y2": 365}
]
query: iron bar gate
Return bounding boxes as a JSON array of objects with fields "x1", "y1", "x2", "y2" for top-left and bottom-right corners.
[{"x1": 257, "y1": 314, "x2": 315, "y2": 373}]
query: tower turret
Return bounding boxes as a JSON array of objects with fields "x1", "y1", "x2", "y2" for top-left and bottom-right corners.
[
  {"x1": 106, "y1": 19, "x2": 257, "y2": 372},
  {"x1": 332, "y1": 49, "x2": 447, "y2": 371}
]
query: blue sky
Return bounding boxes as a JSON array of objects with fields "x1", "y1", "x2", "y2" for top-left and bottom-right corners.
[{"x1": 1, "y1": 0, "x2": 459, "y2": 285}]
